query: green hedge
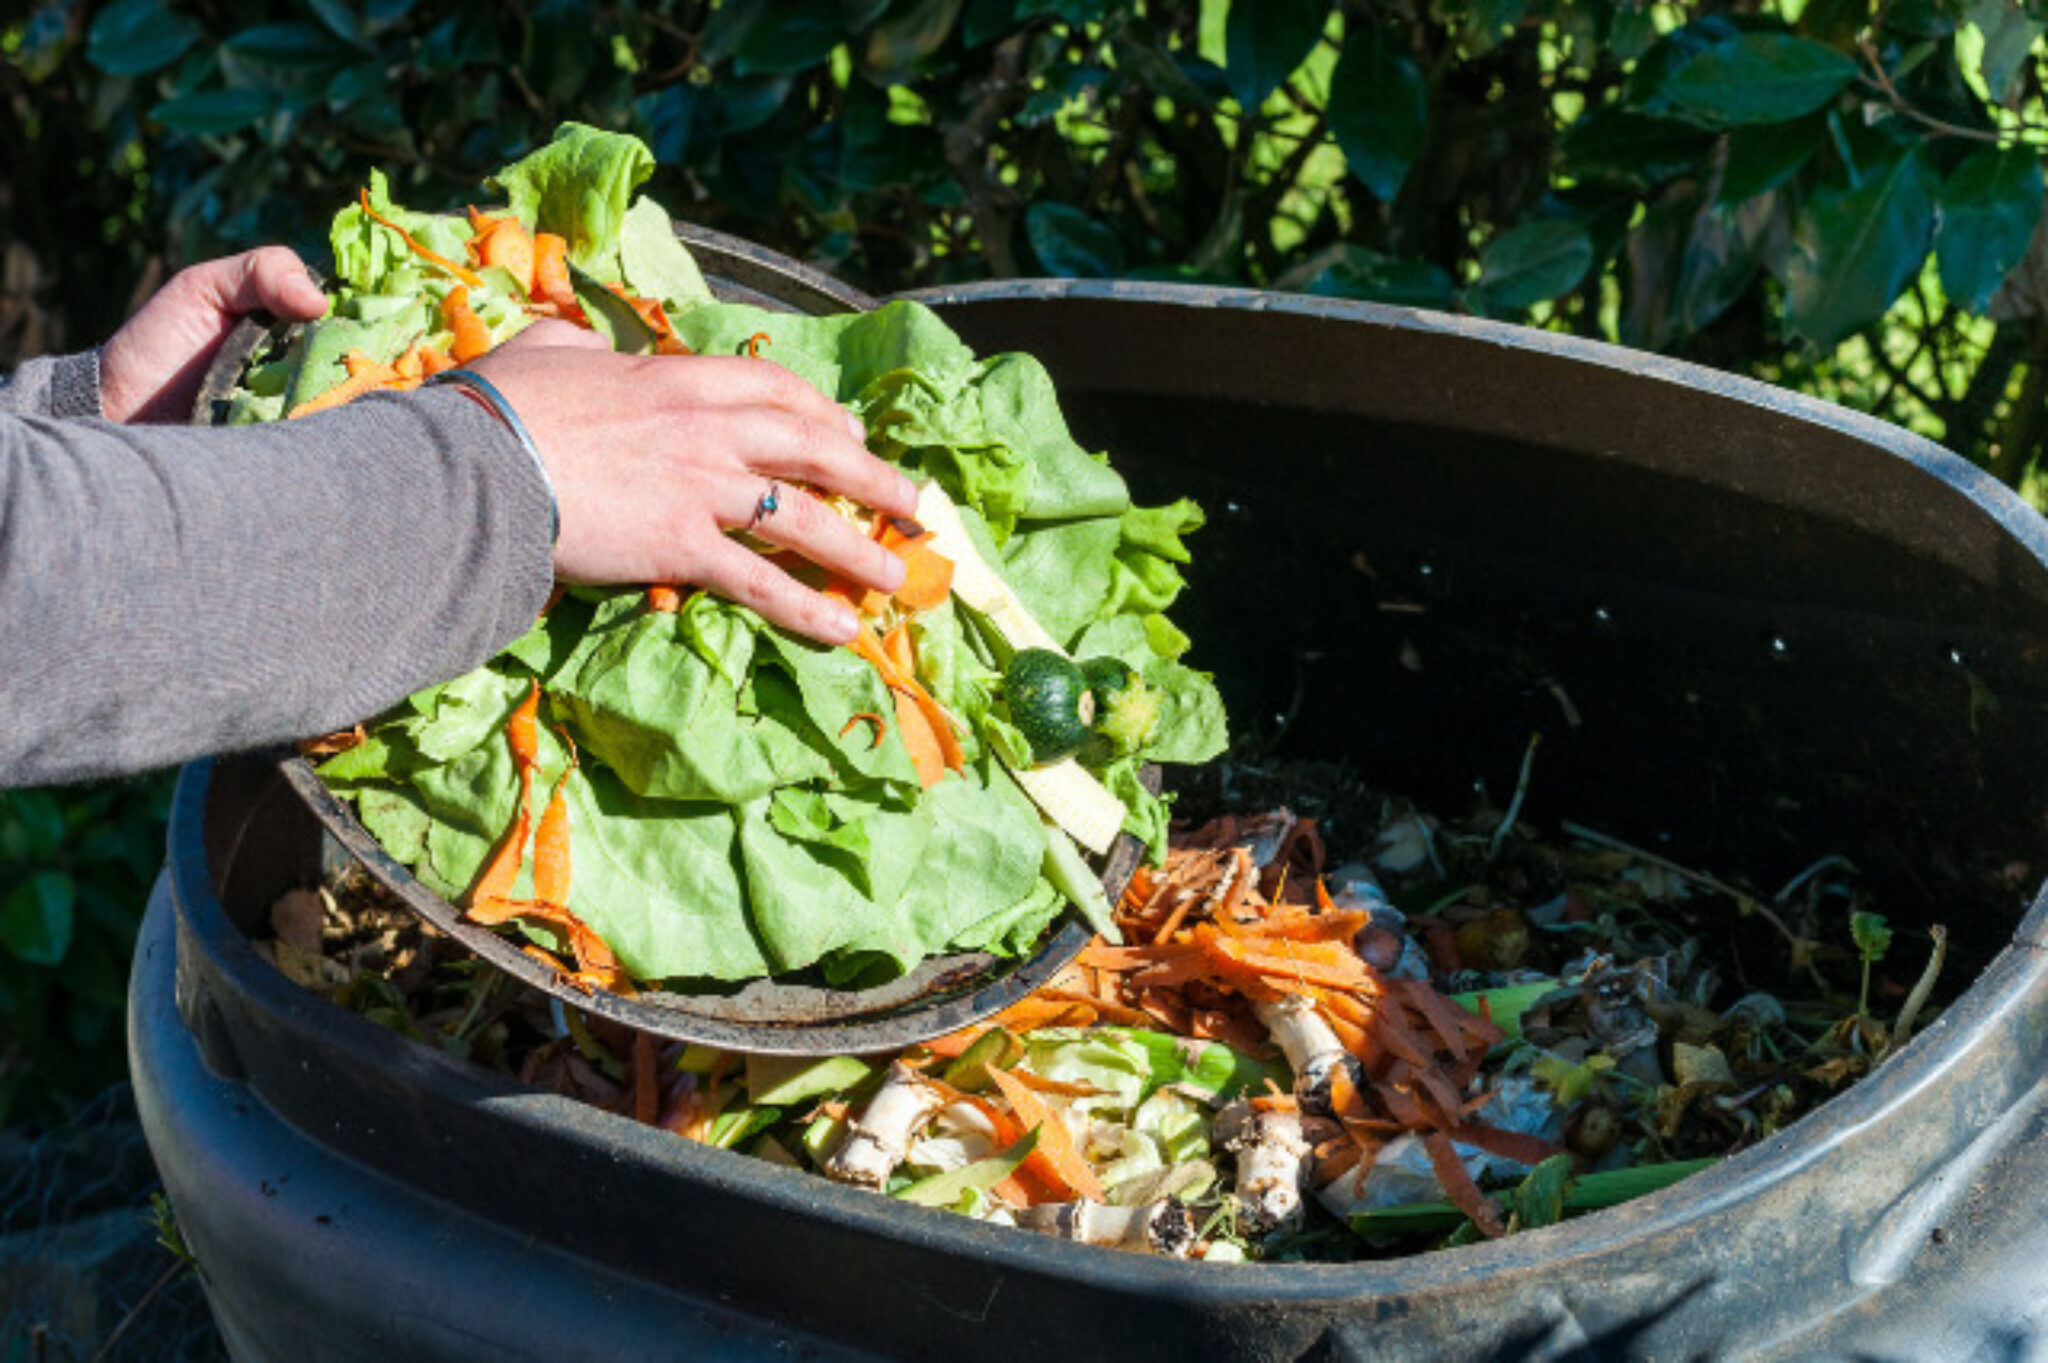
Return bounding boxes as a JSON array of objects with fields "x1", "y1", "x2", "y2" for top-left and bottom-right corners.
[{"x1": 6, "y1": 0, "x2": 2048, "y2": 1121}]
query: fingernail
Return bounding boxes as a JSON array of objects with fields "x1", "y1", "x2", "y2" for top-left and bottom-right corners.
[
  {"x1": 881, "y1": 552, "x2": 907, "y2": 591},
  {"x1": 845, "y1": 411, "x2": 867, "y2": 443},
  {"x1": 826, "y1": 603, "x2": 860, "y2": 642},
  {"x1": 896, "y1": 473, "x2": 918, "y2": 511}
]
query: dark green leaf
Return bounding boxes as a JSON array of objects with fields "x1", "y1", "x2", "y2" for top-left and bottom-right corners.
[
  {"x1": 363, "y1": 0, "x2": 416, "y2": 29},
  {"x1": 223, "y1": 23, "x2": 358, "y2": 77},
  {"x1": 1717, "y1": 117, "x2": 1827, "y2": 204},
  {"x1": 1638, "y1": 24, "x2": 1856, "y2": 127},
  {"x1": 304, "y1": 0, "x2": 372, "y2": 48},
  {"x1": 526, "y1": 0, "x2": 597, "y2": 104},
  {"x1": 1, "y1": 872, "x2": 75, "y2": 967},
  {"x1": 702, "y1": 0, "x2": 771, "y2": 64},
  {"x1": 1025, "y1": 201, "x2": 1125, "y2": 277},
  {"x1": 151, "y1": 88, "x2": 276, "y2": 136},
  {"x1": 961, "y1": 0, "x2": 1014, "y2": 48},
  {"x1": 1223, "y1": 0, "x2": 1328, "y2": 110},
  {"x1": 1511, "y1": 1154, "x2": 1574, "y2": 1231},
  {"x1": 86, "y1": 0, "x2": 203, "y2": 76},
  {"x1": 1473, "y1": 218, "x2": 1594, "y2": 313},
  {"x1": 862, "y1": 0, "x2": 965, "y2": 82},
  {"x1": 1623, "y1": 183, "x2": 1772, "y2": 349},
  {"x1": 1783, "y1": 146, "x2": 1938, "y2": 349},
  {"x1": 734, "y1": 0, "x2": 845, "y2": 75},
  {"x1": 0, "y1": 790, "x2": 67, "y2": 863},
  {"x1": 1304, "y1": 245, "x2": 1455, "y2": 309},
  {"x1": 1936, "y1": 145, "x2": 2045, "y2": 313},
  {"x1": 1327, "y1": 28, "x2": 1427, "y2": 202},
  {"x1": 1016, "y1": 0, "x2": 1107, "y2": 21},
  {"x1": 1456, "y1": 0, "x2": 1528, "y2": 56},
  {"x1": 716, "y1": 77, "x2": 797, "y2": 135},
  {"x1": 1560, "y1": 108, "x2": 1712, "y2": 191},
  {"x1": 843, "y1": 0, "x2": 895, "y2": 29}
]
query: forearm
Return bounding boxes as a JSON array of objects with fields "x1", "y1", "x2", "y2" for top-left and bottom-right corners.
[
  {"x1": 0, "y1": 352, "x2": 104, "y2": 420},
  {"x1": 0, "y1": 389, "x2": 555, "y2": 786}
]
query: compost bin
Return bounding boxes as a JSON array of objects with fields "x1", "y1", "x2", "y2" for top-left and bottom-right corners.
[{"x1": 131, "y1": 269, "x2": 2048, "y2": 1361}]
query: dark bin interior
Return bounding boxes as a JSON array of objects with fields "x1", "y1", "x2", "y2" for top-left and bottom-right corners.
[{"x1": 916, "y1": 283, "x2": 2048, "y2": 965}]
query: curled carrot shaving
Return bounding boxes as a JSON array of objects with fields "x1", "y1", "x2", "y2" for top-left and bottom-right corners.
[
  {"x1": 880, "y1": 622, "x2": 916, "y2": 678},
  {"x1": 531, "y1": 233, "x2": 576, "y2": 311},
  {"x1": 744, "y1": 331, "x2": 771, "y2": 358},
  {"x1": 467, "y1": 207, "x2": 537, "y2": 296},
  {"x1": 839, "y1": 712, "x2": 888, "y2": 749},
  {"x1": 359, "y1": 188, "x2": 483, "y2": 288},
  {"x1": 441, "y1": 284, "x2": 495, "y2": 364},
  {"x1": 987, "y1": 1067, "x2": 1105, "y2": 1203}
]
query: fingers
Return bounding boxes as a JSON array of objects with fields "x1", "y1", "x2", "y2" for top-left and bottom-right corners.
[
  {"x1": 687, "y1": 401, "x2": 915, "y2": 522},
  {"x1": 734, "y1": 483, "x2": 907, "y2": 598},
  {"x1": 199, "y1": 247, "x2": 329, "y2": 323},
  {"x1": 689, "y1": 534, "x2": 862, "y2": 644}
]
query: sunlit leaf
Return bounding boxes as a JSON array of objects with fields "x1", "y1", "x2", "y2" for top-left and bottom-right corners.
[
  {"x1": 1222, "y1": 0, "x2": 1327, "y2": 110},
  {"x1": 1936, "y1": 144, "x2": 2045, "y2": 314},
  {"x1": 1327, "y1": 27, "x2": 1427, "y2": 202},
  {"x1": 1783, "y1": 146, "x2": 1937, "y2": 349}
]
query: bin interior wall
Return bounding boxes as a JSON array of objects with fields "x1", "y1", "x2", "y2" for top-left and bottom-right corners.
[{"x1": 923, "y1": 291, "x2": 2048, "y2": 958}]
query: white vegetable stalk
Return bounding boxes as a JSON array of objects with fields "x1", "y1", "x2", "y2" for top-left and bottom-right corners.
[
  {"x1": 1215, "y1": 1099, "x2": 1315, "y2": 1235},
  {"x1": 1013, "y1": 1198, "x2": 1196, "y2": 1258},
  {"x1": 1254, "y1": 995, "x2": 1360, "y2": 1114},
  {"x1": 824, "y1": 1061, "x2": 945, "y2": 1190}
]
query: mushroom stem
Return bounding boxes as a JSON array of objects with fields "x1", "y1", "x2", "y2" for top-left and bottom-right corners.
[
  {"x1": 824, "y1": 1061, "x2": 944, "y2": 1189},
  {"x1": 1254, "y1": 994, "x2": 1361, "y2": 1113},
  {"x1": 1216, "y1": 1099, "x2": 1314, "y2": 1234},
  {"x1": 1013, "y1": 1199, "x2": 1197, "y2": 1257}
]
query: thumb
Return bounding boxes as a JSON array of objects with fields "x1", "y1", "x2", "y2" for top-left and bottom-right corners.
[{"x1": 196, "y1": 247, "x2": 329, "y2": 323}]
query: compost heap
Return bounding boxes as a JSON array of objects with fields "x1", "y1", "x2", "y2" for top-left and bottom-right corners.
[
  {"x1": 242, "y1": 122, "x2": 1226, "y2": 991},
  {"x1": 269, "y1": 761, "x2": 1950, "y2": 1262}
]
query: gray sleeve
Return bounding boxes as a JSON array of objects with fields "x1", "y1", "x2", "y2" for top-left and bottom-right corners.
[
  {"x1": 0, "y1": 387, "x2": 556, "y2": 786},
  {"x1": 0, "y1": 352, "x2": 104, "y2": 420}
]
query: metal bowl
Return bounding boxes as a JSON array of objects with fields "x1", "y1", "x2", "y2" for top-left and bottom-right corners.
[{"x1": 193, "y1": 224, "x2": 1150, "y2": 1053}]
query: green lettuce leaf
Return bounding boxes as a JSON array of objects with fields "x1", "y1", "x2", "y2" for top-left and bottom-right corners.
[{"x1": 486, "y1": 121, "x2": 655, "y2": 271}]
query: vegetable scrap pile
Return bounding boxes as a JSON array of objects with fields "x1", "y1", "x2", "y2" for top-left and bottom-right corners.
[
  {"x1": 245, "y1": 123, "x2": 1228, "y2": 992},
  {"x1": 265, "y1": 751, "x2": 1954, "y2": 1260}
]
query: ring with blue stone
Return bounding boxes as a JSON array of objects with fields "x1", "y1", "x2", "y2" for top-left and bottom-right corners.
[{"x1": 748, "y1": 481, "x2": 781, "y2": 531}]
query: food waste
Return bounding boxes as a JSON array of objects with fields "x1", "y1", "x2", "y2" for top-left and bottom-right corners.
[{"x1": 266, "y1": 757, "x2": 1951, "y2": 1261}]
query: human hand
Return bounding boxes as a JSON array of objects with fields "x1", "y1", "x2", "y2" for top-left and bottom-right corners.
[
  {"x1": 469, "y1": 323, "x2": 917, "y2": 645},
  {"x1": 100, "y1": 248, "x2": 329, "y2": 424}
]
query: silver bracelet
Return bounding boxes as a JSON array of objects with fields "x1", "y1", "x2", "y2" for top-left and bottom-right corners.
[{"x1": 427, "y1": 368, "x2": 560, "y2": 544}]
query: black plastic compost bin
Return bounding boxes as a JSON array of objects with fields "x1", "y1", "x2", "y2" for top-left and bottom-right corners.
[{"x1": 131, "y1": 275, "x2": 2048, "y2": 1362}]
